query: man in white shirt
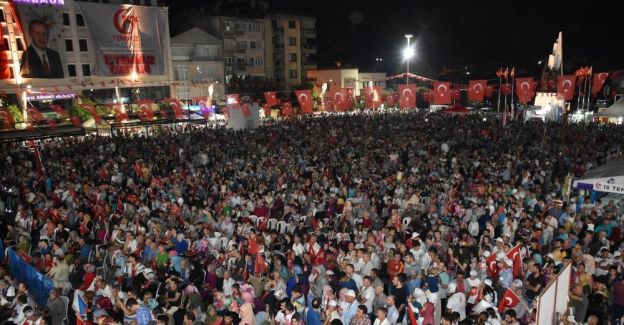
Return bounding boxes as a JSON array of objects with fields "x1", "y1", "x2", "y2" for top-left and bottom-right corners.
[
  {"x1": 222, "y1": 270, "x2": 236, "y2": 296},
  {"x1": 359, "y1": 252, "x2": 374, "y2": 277},
  {"x1": 359, "y1": 276, "x2": 375, "y2": 314},
  {"x1": 385, "y1": 295, "x2": 399, "y2": 324},
  {"x1": 373, "y1": 307, "x2": 391, "y2": 325},
  {"x1": 345, "y1": 264, "x2": 363, "y2": 290}
]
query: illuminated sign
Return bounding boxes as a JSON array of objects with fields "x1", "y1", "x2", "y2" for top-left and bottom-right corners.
[
  {"x1": 26, "y1": 92, "x2": 76, "y2": 101},
  {"x1": 13, "y1": 0, "x2": 65, "y2": 5}
]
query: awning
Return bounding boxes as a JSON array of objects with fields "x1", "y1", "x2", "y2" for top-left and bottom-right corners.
[{"x1": 573, "y1": 157, "x2": 624, "y2": 193}]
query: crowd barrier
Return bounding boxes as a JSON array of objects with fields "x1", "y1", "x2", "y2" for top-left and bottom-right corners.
[{"x1": 6, "y1": 248, "x2": 54, "y2": 306}]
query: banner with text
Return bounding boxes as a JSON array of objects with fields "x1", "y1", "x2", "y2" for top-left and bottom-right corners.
[{"x1": 77, "y1": 2, "x2": 167, "y2": 76}]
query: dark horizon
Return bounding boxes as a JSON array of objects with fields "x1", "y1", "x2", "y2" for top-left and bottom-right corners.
[{"x1": 165, "y1": 0, "x2": 624, "y2": 78}]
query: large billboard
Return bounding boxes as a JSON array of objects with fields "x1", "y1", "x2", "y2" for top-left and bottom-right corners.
[
  {"x1": 11, "y1": 1, "x2": 167, "y2": 80},
  {"x1": 77, "y1": 3, "x2": 167, "y2": 76}
]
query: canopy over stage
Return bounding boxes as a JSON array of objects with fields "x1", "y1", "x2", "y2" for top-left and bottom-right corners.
[{"x1": 574, "y1": 157, "x2": 624, "y2": 194}]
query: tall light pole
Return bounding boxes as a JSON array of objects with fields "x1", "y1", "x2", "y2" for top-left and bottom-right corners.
[{"x1": 403, "y1": 34, "x2": 414, "y2": 86}]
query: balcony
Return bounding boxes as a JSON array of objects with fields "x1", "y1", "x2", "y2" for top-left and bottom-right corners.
[
  {"x1": 235, "y1": 48, "x2": 248, "y2": 54},
  {"x1": 301, "y1": 28, "x2": 316, "y2": 37}
]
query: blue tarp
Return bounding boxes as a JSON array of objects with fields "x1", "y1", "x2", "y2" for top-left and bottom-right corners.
[{"x1": 7, "y1": 249, "x2": 54, "y2": 306}]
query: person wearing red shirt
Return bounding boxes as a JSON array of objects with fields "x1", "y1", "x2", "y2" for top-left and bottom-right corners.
[{"x1": 386, "y1": 253, "x2": 404, "y2": 279}]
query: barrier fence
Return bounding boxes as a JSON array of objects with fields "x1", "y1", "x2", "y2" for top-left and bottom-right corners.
[{"x1": 6, "y1": 248, "x2": 54, "y2": 306}]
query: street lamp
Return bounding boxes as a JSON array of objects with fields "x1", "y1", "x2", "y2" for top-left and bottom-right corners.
[{"x1": 403, "y1": 34, "x2": 414, "y2": 86}]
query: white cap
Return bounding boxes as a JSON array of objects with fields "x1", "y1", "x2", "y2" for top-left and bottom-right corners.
[
  {"x1": 504, "y1": 258, "x2": 513, "y2": 267},
  {"x1": 411, "y1": 232, "x2": 420, "y2": 240},
  {"x1": 346, "y1": 289, "x2": 357, "y2": 297},
  {"x1": 484, "y1": 279, "x2": 493, "y2": 287},
  {"x1": 587, "y1": 224, "x2": 595, "y2": 232},
  {"x1": 483, "y1": 250, "x2": 491, "y2": 258},
  {"x1": 447, "y1": 282, "x2": 457, "y2": 294},
  {"x1": 469, "y1": 270, "x2": 478, "y2": 277}
]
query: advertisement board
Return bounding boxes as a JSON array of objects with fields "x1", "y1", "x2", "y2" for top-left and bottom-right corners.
[{"x1": 10, "y1": 1, "x2": 167, "y2": 80}]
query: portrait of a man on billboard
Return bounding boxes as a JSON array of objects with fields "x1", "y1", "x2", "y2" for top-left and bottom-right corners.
[{"x1": 20, "y1": 19, "x2": 64, "y2": 78}]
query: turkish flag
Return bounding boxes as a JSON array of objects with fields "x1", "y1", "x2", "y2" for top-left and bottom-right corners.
[
  {"x1": 468, "y1": 80, "x2": 488, "y2": 102},
  {"x1": 451, "y1": 89, "x2": 461, "y2": 101},
  {"x1": 27, "y1": 107, "x2": 45, "y2": 123},
  {"x1": 70, "y1": 116, "x2": 82, "y2": 128},
  {"x1": 115, "y1": 113, "x2": 128, "y2": 123},
  {"x1": 0, "y1": 108, "x2": 15, "y2": 128},
  {"x1": 592, "y1": 72, "x2": 609, "y2": 96},
  {"x1": 500, "y1": 83, "x2": 512, "y2": 96},
  {"x1": 264, "y1": 91, "x2": 279, "y2": 107},
  {"x1": 498, "y1": 288, "x2": 521, "y2": 313},
  {"x1": 50, "y1": 105, "x2": 67, "y2": 117},
  {"x1": 506, "y1": 243, "x2": 522, "y2": 278},
  {"x1": 433, "y1": 82, "x2": 451, "y2": 105},
  {"x1": 364, "y1": 86, "x2": 382, "y2": 109},
  {"x1": 226, "y1": 94, "x2": 241, "y2": 108},
  {"x1": 282, "y1": 102, "x2": 294, "y2": 116},
  {"x1": 193, "y1": 96, "x2": 210, "y2": 109},
  {"x1": 556, "y1": 75, "x2": 576, "y2": 101},
  {"x1": 295, "y1": 90, "x2": 313, "y2": 113},
  {"x1": 515, "y1": 77, "x2": 535, "y2": 104},
  {"x1": 399, "y1": 84, "x2": 417, "y2": 109},
  {"x1": 386, "y1": 92, "x2": 397, "y2": 106},
  {"x1": 486, "y1": 253, "x2": 499, "y2": 278},
  {"x1": 323, "y1": 95, "x2": 334, "y2": 111},
  {"x1": 242, "y1": 103, "x2": 252, "y2": 117},
  {"x1": 331, "y1": 88, "x2": 350, "y2": 111},
  {"x1": 137, "y1": 100, "x2": 154, "y2": 120},
  {"x1": 81, "y1": 104, "x2": 101, "y2": 123},
  {"x1": 47, "y1": 119, "x2": 57, "y2": 129},
  {"x1": 485, "y1": 85, "x2": 494, "y2": 98},
  {"x1": 346, "y1": 88, "x2": 354, "y2": 100},
  {"x1": 162, "y1": 98, "x2": 184, "y2": 119}
]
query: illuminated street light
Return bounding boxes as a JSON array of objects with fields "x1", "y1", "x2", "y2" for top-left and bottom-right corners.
[{"x1": 404, "y1": 34, "x2": 414, "y2": 86}]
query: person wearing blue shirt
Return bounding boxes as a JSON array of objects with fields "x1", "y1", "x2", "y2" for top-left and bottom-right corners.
[
  {"x1": 305, "y1": 297, "x2": 322, "y2": 325},
  {"x1": 339, "y1": 273, "x2": 358, "y2": 292},
  {"x1": 498, "y1": 259, "x2": 514, "y2": 288}
]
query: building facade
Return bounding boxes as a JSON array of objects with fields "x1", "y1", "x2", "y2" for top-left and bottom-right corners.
[
  {"x1": 307, "y1": 68, "x2": 386, "y2": 95},
  {"x1": 170, "y1": 27, "x2": 225, "y2": 101},
  {"x1": 264, "y1": 14, "x2": 317, "y2": 90}
]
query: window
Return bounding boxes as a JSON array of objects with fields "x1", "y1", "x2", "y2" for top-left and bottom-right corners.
[
  {"x1": 15, "y1": 39, "x2": 24, "y2": 51},
  {"x1": 224, "y1": 57, "x2": 234, "y2": 66},
  {"x1": 65, "y1": 39, "x2": 73, "y2": 52},
  {"x1": 62, "y1": 13, "x2": 70, "y2": 26},
  {"x1": 290, "y1": 53, "x2": 297, "y2": 62},
  {"x1": 76, "y1": 14, "x2": 85, "y2": 26},
  {"x1": 82, "y1": 64, "x2": 91, "y2": 76},
  {"x1": 78, "y1": 39, "x2": 88, "y2": 52},
  {"x1": 68, "y1": 64, "x2": 77, "y2": 77},
  {"x1": 289, "y1": 69, "x2": 297, "y2": 79},
  {"x1": 288, "y1": 20, "x2": 296, "y2": 29},
  {"x1": 0, "y1": 9, "x2": 5, "y2": 23},
  {"x1": 176, "y1": 86, "x2": 191, "y2": 100},
  {"x1": 249, "y1": 41, "x2": 257, "y2": 49},
  {"x1": 2, "y1": 38, "x2": 9, "y2": 50},
  {"x1": 174, "y1": 66, "x2": 189, "y2": 80},
  {"x1": 254, "y1": 57, "x2": 264, "y2": 66},
  {"x1": 289, "y1": 37, "x2": 296, "y2": 46}
]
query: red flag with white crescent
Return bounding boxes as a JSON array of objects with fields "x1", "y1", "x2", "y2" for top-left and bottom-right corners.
[
  {"x1": 498, "y1": 288, "x2": 521, "y2": 313},
  {"x1": 515, "y1": 77, "x2": 535, "y2": 104},
  {"x1": 330, "y1": 88, "x2": 350, "y2": 111},
  {"x1": 386, "y1": 93, "x2": 397, "y2": 106},
  {"x1": 136, "y1": 100, "x2": 154, "y2": 120},
  {"x1": 451, "y1": 89, "x2": 461, "y2": 101},
  {"x1": 50, "y1": 105, "x2": 67, "y2": 117},
  {"x1": 162, "y1": 98, "x2": 184, "y2": 119},
  {"x1": 364, "y1": 86, "x2": 382, "y2": 109},
  {"x1": 486, "y1": 252, "x2": 499, "y2": 278},
  {"x1": 485, "y1": 85, "x2": 495, "y2": 98},
  {"x1": 506, "y1": 243, "x2": 522, "y2": 278},
  {"x1": 399, "y1": 84, "x2": 417, "y2": 109},
  {"x1": 468, "y1": 80, "x2": 488, "y2": 102},
  {"x1": 556, "y1": 75, "x2": 576, "y2": 101},
  {"x1": 264, "y1": 91, "x2": 279, "y2": 107},
  {"x1": 433, "y1": 82, "x2": 451, "y2": 105},
  {"x1": 0, "y1": 108, "x2": 15, "y2": 128},
  {"x1": 295, "y1": 90, "x2": 313, "y2": 113},
  {"x1": 81, "y1": 104, "x2": 101, "y2": 123},
  {"x1": 47, "y1": 119, "x2": 57, "y2": 129},
  {"x1": 592, "y1": 72, "x2": 609, "y2": 96},
  {"x1": 27, "y1": 107, "x2": 45, "y2": 123},
  {"x1": 282, "y1": 102, "x2": 294, "y2": 116}
]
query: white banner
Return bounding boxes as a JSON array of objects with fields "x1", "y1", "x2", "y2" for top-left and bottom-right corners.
[
  {"x1": 78, "y1": 3, "x2": 167, "y2": 76},
  {"x1": 593, "y1": 182, "x2": 624, "y2": 194}
]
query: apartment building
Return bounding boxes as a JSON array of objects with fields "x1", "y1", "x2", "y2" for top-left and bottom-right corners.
[{"x1": 170, "y1": 27, "x2": 225, "y2": 101}]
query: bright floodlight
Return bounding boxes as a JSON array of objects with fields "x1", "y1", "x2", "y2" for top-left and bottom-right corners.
[{"x1": 403, "y1": 46, "x2": 415, "y2": 60}]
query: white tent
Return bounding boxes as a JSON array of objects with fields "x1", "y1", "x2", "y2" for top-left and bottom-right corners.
[
  {"x1": 573, "y1": 157, "x2": 624, "y2": 194},
  {"x1": 595, "y1": 99, "x2": 624, "y2": 118}
]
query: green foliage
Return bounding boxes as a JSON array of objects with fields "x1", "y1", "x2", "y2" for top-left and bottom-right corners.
[
  {"x1": 7, "y1": 104, "x2": 23, "y2": 123},
  {"x1": 68, "y1": 105, "x2": 91, "y2": 122}
]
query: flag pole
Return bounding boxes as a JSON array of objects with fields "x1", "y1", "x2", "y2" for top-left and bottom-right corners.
[
  {"x1": 510, "y1": 69, "x2": 515, "y2": 121},
  {"x1": 497, "y1": 72, "x2": 502, "y2": 114},
  {"x1": 585, "y1": 69, "x2": 592, "y2": 112},
  {"x1": 581, "y1": 72, "x2": 589, "y2": 111},
  {"x1": 576, "y1": 73, "x2": 582, "y2": 111},
  {"x1": 559, "y1": 31, "x2": 564, "y2": 77}
]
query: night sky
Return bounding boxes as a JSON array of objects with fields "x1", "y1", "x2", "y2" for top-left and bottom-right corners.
[{"x1": 166, "y1": 0, "x2": 624, "y2": 78}]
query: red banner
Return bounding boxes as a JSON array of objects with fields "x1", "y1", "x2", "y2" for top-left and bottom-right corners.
[
  {"x1": 264, "y1": 91, "x2": 279, "y2": 107},
  {"x1": 498, "y1": 288, "x2": 521, "y2": 313},
  {"x1": 467, "y1": 80, "x2": 487, "y2": 102},
  {"x1": 506, "y1": 243, "x2": 522, "y2": 279},
  {"x1": 27, "y1": 107, "x2": 45, "y2": 123},
  {"x1": 331, "y1": 88, "x2": 350, "y2": 111},
  {"x1": 432, "y1": 82, "x2": 451, "y2": 105},
  {"x1": 295, "y1": 90, "x2": 313, "y2": 114},
  {"x1": 192, "y1": 96, "x2": 210, "y2": 109},
  {"x1": 70, "y1": 116, "x2": 82, "y2": 128},
  {"x1": 363, "y1": 86, "x2": 382, "y2": 109},
  {"x1": 50, "y1": 105, "x2": 67, "y2": 117},
  {"x1": 592, "y1": 72, "x2": 609, "y2": 96},
  {"x1": 399, "y1": 84, "x2": 417, "y2": 109},
  {"x1": 556, "y1": 75, "x2": 576, "y2": 101},
  {"x1": 136, "y1": 100, "x2": 154, "y2": 120},
  {"x1": 515, "y1": 77, "x2": 535, "y2": 104},
  {"x1": 282, "y1": 102, "x2": 294, "y2": 116},
  {"x1": 0, "y1": 108, "x2": 15, "y2": 128}
]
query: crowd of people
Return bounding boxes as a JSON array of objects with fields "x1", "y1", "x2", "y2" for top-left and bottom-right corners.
[{"x1": 0, "y1": 110, "x2": 623, "y2": 325}]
